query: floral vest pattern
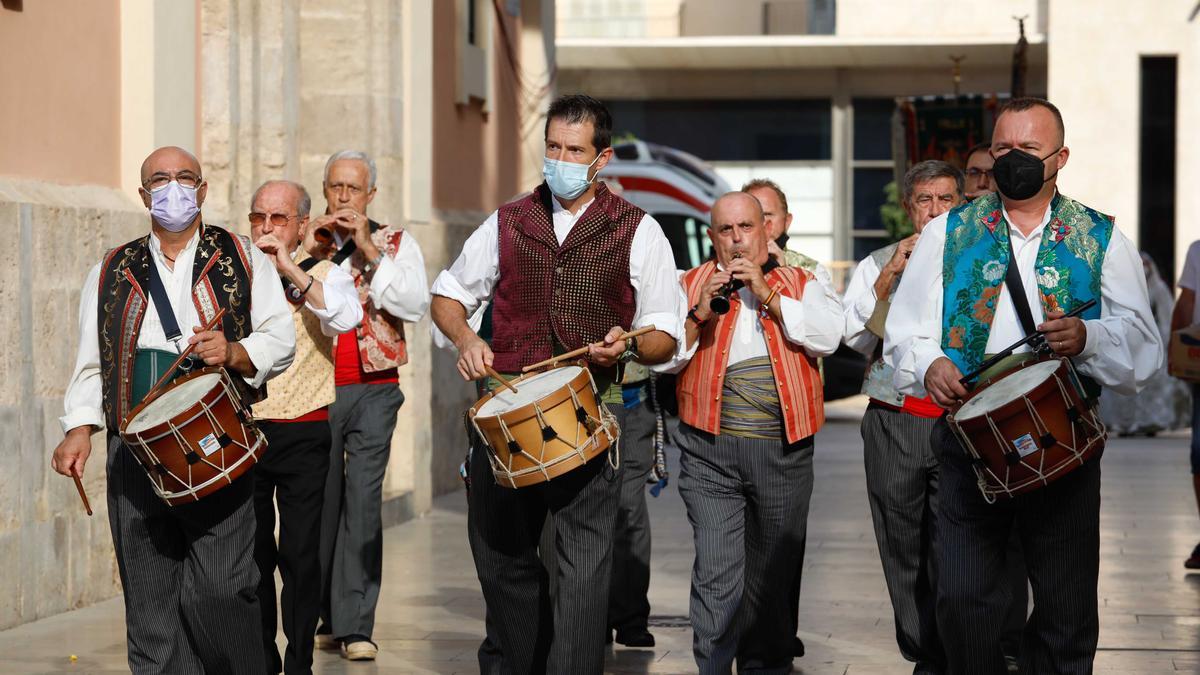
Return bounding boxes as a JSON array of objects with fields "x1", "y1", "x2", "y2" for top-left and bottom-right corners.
[
  {"x1": 97, "y1": 224, "x2": 259, "y2": 430},
  {"x1": 347, "y1": 225, "x2": 408, "y2": 372},
  {"x1": 941, "y1": 191, "x2": 1112, "y2": 377}
]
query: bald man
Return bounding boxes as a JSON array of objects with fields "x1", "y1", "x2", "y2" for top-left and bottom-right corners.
[
  {"x1": 53, "y1": 146, "x2": 296, "y2": 673},
  {"x1": 664, "y1": 192, "x2": 842, "y2": 673}
]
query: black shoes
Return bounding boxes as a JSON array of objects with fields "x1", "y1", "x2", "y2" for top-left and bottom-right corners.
[
  {"x1": 792, "y1": 636, "x2": 805, "y2": 657},
  {"x1": 609, "y1": 628, "x2": 656, "y2": 648}
]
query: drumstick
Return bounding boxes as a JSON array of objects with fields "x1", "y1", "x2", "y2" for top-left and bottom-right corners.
[
  {"x1": 521, "y1": 325, "x2": 657, "y2": 373},
  {"x1": 72, "y1": 474, "x2": 92, "y2": 516},
  {"x1": 146, "y1": 307, "x2": 228, "y2": 398},
  {"x1": 485, "y1": 365, "x2": 519, "y2": 394}
]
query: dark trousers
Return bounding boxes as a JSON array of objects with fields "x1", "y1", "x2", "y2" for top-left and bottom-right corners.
[
  {"x1": 253, "y1": 419, "x2": 332, "y2": 674},
  {"x1": 676, "y1": 423, "x2": 814, "y2": 675},
  {"x1": 934, "y1": 419, "x2": 1100, "y2": 675},
  {"x1": 861, "y1": 406, "x2": 944, "y2": 671},
  {"x1": 106, "y1": 436, "x2": 264, "y2": 675},
  {"x1": 608, "y1": 399, "x2": 656, "y2": 633},
  {"x1": 319, "y1": 383, "x2": 405, "y2": 640},
  {"x1": 468, "y1": 403, "x2": 626, "y2": 675}
]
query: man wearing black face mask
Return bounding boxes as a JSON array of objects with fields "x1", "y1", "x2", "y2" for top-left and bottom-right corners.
[
  {"x1": 884, "y1": 98, "x2": 1162, "y2": 673},
  {"x1": 51, "y1": 146, "x2": 297, "y2": 673}
]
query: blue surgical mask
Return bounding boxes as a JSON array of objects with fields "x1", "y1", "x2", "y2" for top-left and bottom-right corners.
[
  {"x1": 148, "y1": 181, "x2": 201, "y2": 232},
  {"x1": 542, "y1": 154, "x2": 601, "y2": 200}
]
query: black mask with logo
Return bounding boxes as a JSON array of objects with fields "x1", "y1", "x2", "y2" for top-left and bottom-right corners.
[{"x1": 991, "y1": 146, "x2": 1061, "y2": 200}]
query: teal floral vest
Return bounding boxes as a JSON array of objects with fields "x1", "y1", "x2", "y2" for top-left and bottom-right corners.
[{"x1": 941, "y1": 192, "x2": 1113, "y2": 377}]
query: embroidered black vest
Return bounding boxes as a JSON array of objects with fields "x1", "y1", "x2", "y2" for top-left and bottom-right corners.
[{"x1": 97, "y1": 224, "x2": 260, "y2": 430}]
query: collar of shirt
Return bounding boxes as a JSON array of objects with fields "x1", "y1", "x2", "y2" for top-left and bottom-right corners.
[
  {"x1": 999, "y1": 197, "x2": 1053, "y2": 245},
  {"x1": 149, "y1": 228, "x2": 200, "y2": 269},
  {"x1": 551, "y1": 194, "x2": 596, "y2": 245}
]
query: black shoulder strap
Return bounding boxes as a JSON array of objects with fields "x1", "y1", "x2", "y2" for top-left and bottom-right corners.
[
  {"x1": 1004, "y1": 234, "x2": 1039, "y2": 336},
  {"x1": 145, "y1": 256, "x2": 183, "y2": 346}
]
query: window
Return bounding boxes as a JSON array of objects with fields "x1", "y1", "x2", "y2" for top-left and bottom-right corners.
[
  {"x1": 655, "y1": 214, "x2": 713, "y2": 269},
  {"x1": 849, "y1": 98, "x2": 897, "y2": 260},
  {"x1": 607, "y1": 99, "x2": 832, "y2": 161},
  {"x1": 457, "y1": 0, "x2": 490, "y2": 106}
]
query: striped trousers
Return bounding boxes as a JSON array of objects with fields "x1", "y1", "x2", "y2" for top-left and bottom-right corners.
[
  {"x1": 466, "y1": 403, "x2": 626, "y2": 675},
  {"x1": 933, "y1": 419, "x2": 1100, "y2": 674},
  {"x1": 861, "y1": 404, "x2": 944, "y2": 671},
  {"x1": 677, "y1": 423, "x2": 814, "y2": 675},
  {"x1": 106, "y1": 436, "x2": 264, "y2": 674}
]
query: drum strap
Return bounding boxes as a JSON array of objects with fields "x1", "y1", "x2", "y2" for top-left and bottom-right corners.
[
  {"x1": 146, "y1": 255, "x2": 184, "y2": 349},
  {"x1": 1004, "y1": 236, "x2": 1040, "y2": 338}
]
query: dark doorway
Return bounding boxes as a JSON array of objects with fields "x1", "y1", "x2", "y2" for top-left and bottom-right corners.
[{"x1": 1139, "y1": 56, "x2": 1177, "y2": 285}]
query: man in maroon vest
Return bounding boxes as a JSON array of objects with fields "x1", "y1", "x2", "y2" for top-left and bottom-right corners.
[{"x1": 431, "y1": 94, "x2": 683, "y2": 675}]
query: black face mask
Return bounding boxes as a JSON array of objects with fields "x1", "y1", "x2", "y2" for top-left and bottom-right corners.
[
  {"x1": 991, "y1": 147, "x2": 1061, "y2": 201},
  {"x1": 774, "y1": 233, "x2": 790, "y2": 249}
]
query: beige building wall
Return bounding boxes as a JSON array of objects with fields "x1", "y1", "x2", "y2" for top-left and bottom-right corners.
[
  {"x1": 0, "y1": 2, "x2": 146, "y2": 630},
  {"x1": 0, "y1": 2, "x2": 123, "y2": 187},
  {"x1": 1047, "y1": 0, "x2": 1199, "y2": 272}
]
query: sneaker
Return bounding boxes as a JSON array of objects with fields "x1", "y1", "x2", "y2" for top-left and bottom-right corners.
[
  {"x1": 315, "y1": 627, "x2": 339, "y2": 651},
  {"x1": 1186, "y1": 542, "x2": 1200, "y2": 570},
  {"x1": 340, "y1": 635, "x2": 378, "y2": 661}
]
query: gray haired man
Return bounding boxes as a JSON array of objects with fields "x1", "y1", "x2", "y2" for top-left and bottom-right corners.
[
  {"x1": 314, "y1": 151, "x2": 431, "y2": 660},
  {"x1": 841, "y1": 160, "x2": 963, "y2": 673}
]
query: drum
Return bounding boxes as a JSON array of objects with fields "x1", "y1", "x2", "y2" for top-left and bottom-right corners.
[
  {"x1": 120, "y1": 367, "x2": 265, "y2": 506},
  {"x1": 948, "y1": 357, "x2": 1106, "y2": 502},
  {"x1": 470, "y1": 365, "x2": 619, "y2": 488}
]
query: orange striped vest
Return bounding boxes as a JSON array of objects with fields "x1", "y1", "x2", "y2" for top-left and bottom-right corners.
[{"x1": 677, "y1": 261, "x2": 825, "y2": 444}]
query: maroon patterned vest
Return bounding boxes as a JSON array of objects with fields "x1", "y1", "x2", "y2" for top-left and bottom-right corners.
[{"x1": 491, "y1": 183, "x2": 643, "y2": 373}]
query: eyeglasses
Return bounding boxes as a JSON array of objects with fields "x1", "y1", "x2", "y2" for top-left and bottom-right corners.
[
  {"x1": 966, "y1": 168, "x2": 993, "y2": 179},
  {"x1": 143, "y1": 172, "x2": 202, "y2": 191},
  {"x1": 248, "y1": 212, "x2": 301, "y2": 227}
]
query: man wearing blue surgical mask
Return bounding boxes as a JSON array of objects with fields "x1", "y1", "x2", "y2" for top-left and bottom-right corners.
[
  {"x1": 51, "y1": 146, "x2": 296, "y2": 673},
  {"x1": 431, "y1": 94, "x2": 684, "y2": 674}
]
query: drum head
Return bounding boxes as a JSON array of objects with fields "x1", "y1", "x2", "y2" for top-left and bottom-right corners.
[
  {"x1": 476, "y1": 366, "x2": 583, "y2": 417},
  {"x1": 956, "y1": 360, "x2": 1061, "y2": 421},
  {"x1": 125, "y1": 372, "x2": 222, "y2": 434}
]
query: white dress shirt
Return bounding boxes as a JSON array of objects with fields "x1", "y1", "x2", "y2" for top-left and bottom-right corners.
[
  {"x1": 334, "y1": 228, "x2": 430, "y2": 323},
  {"x1": 660, "y1": 262, "x2": 844, "y2": 374},
  {"x1": 884, "y1": 204, "x2": 1162, "y2": 397},
  {"x1": 430, "y1": 194, "x2": 685, "y2": 348},
  {"x1": 290, "y1": 248, "x2": 363, "y2": 336},
  {"x1": 842, "y1": 253, "x2": 888, "y2": 356},
  {"x1": 61, "y1": 229, "x2": 297, "y2": 433}
]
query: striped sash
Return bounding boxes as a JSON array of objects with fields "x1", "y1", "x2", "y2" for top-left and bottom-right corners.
[{"x1": 719, "y1": 356, "x2": 781, "y2": 440}]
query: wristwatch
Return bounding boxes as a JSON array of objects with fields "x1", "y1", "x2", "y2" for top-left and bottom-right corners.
[
  {"x1": 618, "y1": 335, "x2": 640, "y2": 364},
  {"x1": 362, "y1": 252, "x2": 384, "y2": 274},
  {"x1": 687, "y1": 305, "x2": 708, "y2": 326}
]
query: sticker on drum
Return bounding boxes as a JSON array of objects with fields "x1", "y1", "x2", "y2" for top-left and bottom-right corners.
[
  {"x1": 1011, "y1": 433, "x2": 1039, "y2": 457},
  {"x1": 956, "y1": 360, "x2": 1061, "y2": 420},
  {"x1": 198, "y1": 433, "x2": 222, "y2": 457}
]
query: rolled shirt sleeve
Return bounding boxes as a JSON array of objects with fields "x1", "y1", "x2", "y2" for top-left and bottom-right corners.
[
  {"x1": 884, "y1": 214, "x2": 950, "y2": 398},
  {"x1": 842, "y1": 255, "x2": 884, "y2": 356},
  {"x1": 61, "y1": 263, "x2": 105, "y2": 433},
  {"x1": 629, "y1": 215, "x2": 684, "y2": 347},
  {"x1": 368, "y1": 231, "x2": 430, "y2": 323},
  {"x1": 307, "y1": 264, "x2": 363, "y2": 336},
  {"x1": 238, "y1": 245, "x2": 297, "y2": 389},
  {"x1": 777, "y1": 263, "x2": 843, "y2": 357},
  {"x1": 1074, "y1": 228, "x2": 1163, "y2": 395},
  {"x1": 429, "y1": 212, "x2": 500, "y2": 316}
]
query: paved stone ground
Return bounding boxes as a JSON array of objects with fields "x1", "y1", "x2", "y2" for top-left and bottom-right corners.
[{"x1": 2, "y1": 405, "x2": 1199, "y2": 673}]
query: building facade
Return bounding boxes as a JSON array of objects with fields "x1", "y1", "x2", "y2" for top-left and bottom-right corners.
[
  {"x1": 558, "y1": 0, "x2": 1199, "y2": 286},
  {"x1": 0, "y1": 0, "x2": 554, "y2": 629}
]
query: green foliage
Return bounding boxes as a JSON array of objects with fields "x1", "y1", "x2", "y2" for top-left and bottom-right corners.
[
  {"x1": 612, "y1": 131, "x2": 640, "y2": 144},
  {"x1": 880, "y1": 180, "x2": 913, "y2": 242}
]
